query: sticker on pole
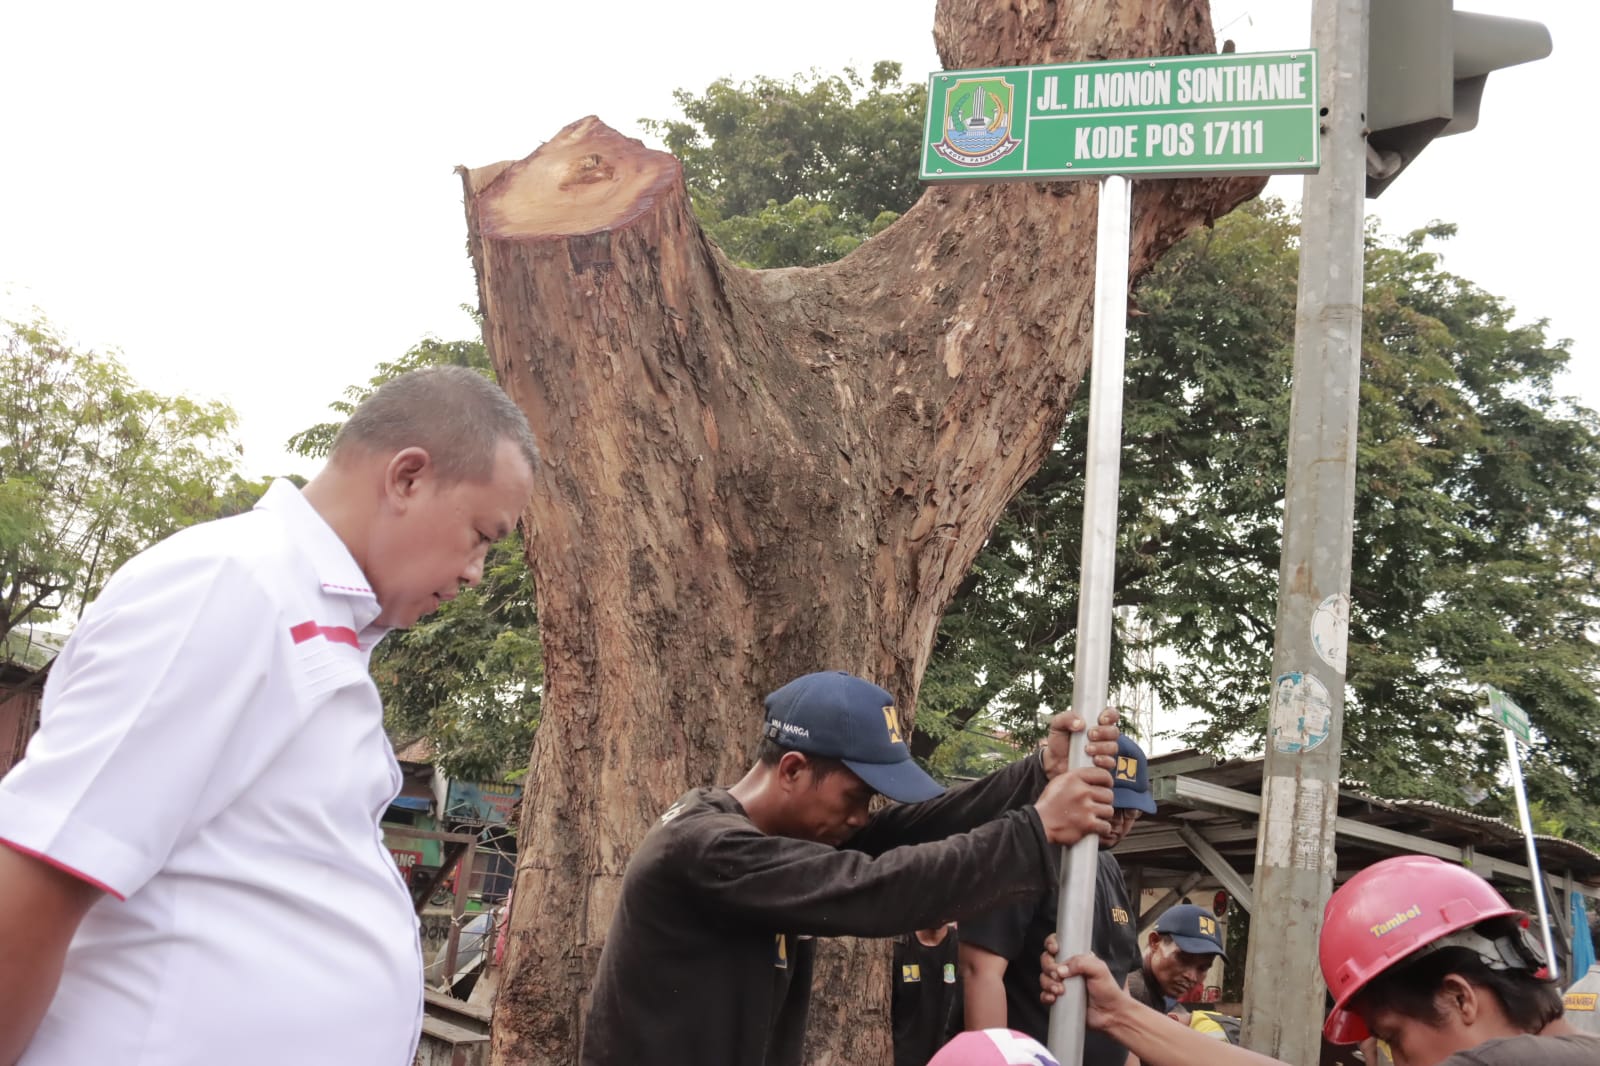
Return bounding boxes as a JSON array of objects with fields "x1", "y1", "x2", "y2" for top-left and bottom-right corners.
[
  {"x1": 1270, "y1": 671, "x2": 1332, "y2": 753},
  {"x1": 1310, "y1": 593, "x2": 1348, "y2": 673},
  {"x1": 1486, "y1": 686, "x2": 1532, "y2": 745}
]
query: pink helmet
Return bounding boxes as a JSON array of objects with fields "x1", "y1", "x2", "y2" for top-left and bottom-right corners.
[
  {"x1": 1320, "y1": 855, "x2": 1522, "y2": 1043},
  {"x1": 929, "y1": 1030, "x2": 1060, "y2": 1066}
]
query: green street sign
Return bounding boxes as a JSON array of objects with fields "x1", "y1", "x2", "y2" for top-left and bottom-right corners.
[
  {"x1": 1487, "y1": 686, "x2": 1532, "y2": 744},
  {"x1": 920, "y1": 50, "x2": 1320, "y2": 182}
]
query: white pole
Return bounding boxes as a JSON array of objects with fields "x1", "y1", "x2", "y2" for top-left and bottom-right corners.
[
  {"x1": 1048, "y1": 172, "x2": 1132, "y2": 1064},
  {"x1": 1504, "y1": 728, "x2": 1560, "y2": 980}
]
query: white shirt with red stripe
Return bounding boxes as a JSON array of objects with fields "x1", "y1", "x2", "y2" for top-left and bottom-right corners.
[{"x1": 0, "y1": 479, "x2": 423, "y2": 1065}]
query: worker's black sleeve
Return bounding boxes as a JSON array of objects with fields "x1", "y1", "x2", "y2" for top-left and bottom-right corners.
[
  {"x1": 845, "y1": 753, "x2": 1047, "y2": 856},
  {"x1": 667, "y1": 797, "x2": 1054, "y2": 939}
]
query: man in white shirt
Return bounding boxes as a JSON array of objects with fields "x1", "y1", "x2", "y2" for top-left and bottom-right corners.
[{"x1": 0, "y1": 366, "x2": 538, "y2": 1065}]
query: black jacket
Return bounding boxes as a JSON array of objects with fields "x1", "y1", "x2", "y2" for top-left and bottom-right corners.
[
  {"x1": 580, "y1": 755, "x2": 1057, "y2": 1066},
  {"x1": 960, "y1": 849, "x2": 1140, "y2": 1065}
]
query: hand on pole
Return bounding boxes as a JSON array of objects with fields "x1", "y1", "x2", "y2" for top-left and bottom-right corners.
[
  {"x1": 1039, "y1": 938, "x2": 1127, "y2": 1031},
  {"x1": 1040, "y1": 705, "x2": 1121, "y2": 776},
  {"x1": 1032, "y1": 765, "x2": 1114, "y2": 845}
]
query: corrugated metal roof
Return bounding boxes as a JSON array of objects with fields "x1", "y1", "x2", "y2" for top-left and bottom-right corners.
[
  {"x1": 1342, "y1": 787, "x2": 1600, "y2": 868},
  {"x1": 393, "y1": 736, "x2": 437, "y2": 764},
  {"x1": 1, "y1": 624, "x2": 68, "y2": 673},
  {"x1": 1145, "y1": 748, "x2": 1600, "y2": 880}
]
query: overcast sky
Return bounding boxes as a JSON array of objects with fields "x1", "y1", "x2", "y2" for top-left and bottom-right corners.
[{"x1": 1, "y1": 1, "x2": 1591, "y2": 478}]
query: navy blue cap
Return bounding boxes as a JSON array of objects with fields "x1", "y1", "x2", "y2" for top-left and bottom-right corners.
[
  {"x1": 1112, "y1": 735, "x2": 1157, "y2": 814},
  {"x1": 762, "y1": 671, "x2": 945, "y2": 803},
  {"x1": 1156, "y1": 904, "x2": 1227, "y2": 958}
]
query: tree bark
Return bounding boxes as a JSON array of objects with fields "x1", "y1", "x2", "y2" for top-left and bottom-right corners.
[{"x1": 463, "y1": 3, "x2": 1264, "y2": 1062}]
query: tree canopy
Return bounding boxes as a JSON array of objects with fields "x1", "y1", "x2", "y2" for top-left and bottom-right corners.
[
  {"x1": 928, "y1": 201, "x2": 1600, "y2": 842},
  {"x1": 641, "y1": 62, "x2": 923, "y2": 267},
  {"x1": 0, "y1": 312, "x2": 245, "y2": 652}
]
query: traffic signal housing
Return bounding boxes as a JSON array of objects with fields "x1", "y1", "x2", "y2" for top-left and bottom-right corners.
[{"x1": 1366, "y1": 1, "x2": 1551, "y2": 197}]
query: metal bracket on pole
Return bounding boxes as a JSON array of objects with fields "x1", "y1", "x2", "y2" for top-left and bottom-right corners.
[{"x1": 1047, "y1": 172, "x2": 1132, "y2": 1065}]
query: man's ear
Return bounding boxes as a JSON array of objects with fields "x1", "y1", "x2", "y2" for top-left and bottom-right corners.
[
  {"x1": 1438, "y1": 974, "x2": 1480, "y2": 1026},
  {"x1": 776, "y1": 751, "x2": 812, "y2": 792},
  {"x1": 384, "y1": 447, "x2": 433, "y2": 505}
]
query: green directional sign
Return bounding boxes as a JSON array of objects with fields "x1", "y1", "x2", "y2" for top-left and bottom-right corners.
[
  {"x1": 1487, "y1": 686, "x2": 1532, "y2": 744},
  {"x1": 921, "y1": 50, "x2": 1319, "y2": 182}
]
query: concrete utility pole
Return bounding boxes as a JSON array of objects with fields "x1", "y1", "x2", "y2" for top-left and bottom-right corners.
[{"x1": 1239, "y1": 0, "x2": 1367, "y2": 1060}]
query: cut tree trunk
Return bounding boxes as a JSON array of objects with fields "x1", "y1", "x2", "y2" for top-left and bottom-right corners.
[{"x1": 462, "y1": 3, "x2": 1263, "y2": 1062}]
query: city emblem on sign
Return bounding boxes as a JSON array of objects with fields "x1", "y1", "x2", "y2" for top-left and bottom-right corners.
[{"x1": 933, "y1": 76, "x2": 1022, "y2": 167}]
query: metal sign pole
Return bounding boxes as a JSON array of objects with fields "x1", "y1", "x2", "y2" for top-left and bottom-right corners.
[
  {"x1": 1503, "y1": 726, "x2": 1560, "y2": 980},
  {"x1": 1047, "y1": 172, "x2": 1131, "y2": 1065}
]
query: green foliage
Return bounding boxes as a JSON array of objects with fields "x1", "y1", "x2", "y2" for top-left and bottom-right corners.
[
  {"x1": 1221, "y1": 903, "x2": 1250, "y2": 1002},
  {"x1": 694, "y1": 195, "x2": 884, "y2": 269},
  {"x1": 370, "y1": 530, "x2": 541, "y2": 783},
  {"x1": 915, "y1": 196, "x2": 1303, "y2": 747},
  {"x1": 1341, "y1": 224, "x2": 1600, "y2": 835},
  {"x1": 922, "y1": 721, "x2": 1023, "y2": 783},
  {"x1": 0, "y1": 311, "x2": 243, "y2": 648},
  {"x1": 286, "y1": 335, "x2": 488, "y2": 460},
  {"x1": 208, "y1": 472, "x2": 301, "y2": 519},
  {"x1": 927, "y1": 200, "x2": 1600, "y2": 844},
  {"x1": 643, "y1": 62, "x2": 923, "y2": 269},
  {"x1": 289, "y1": 330, "x2": 542, "y2": 781}
]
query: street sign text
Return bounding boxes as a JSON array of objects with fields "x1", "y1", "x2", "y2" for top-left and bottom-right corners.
[{"x1": 922, "y1": 50, "x2": 1320, "y2": 182}]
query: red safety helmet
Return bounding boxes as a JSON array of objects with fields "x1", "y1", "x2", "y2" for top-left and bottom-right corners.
[{"x1": 1320, "y1": 854, "x2": 1523, "y2": 1044}]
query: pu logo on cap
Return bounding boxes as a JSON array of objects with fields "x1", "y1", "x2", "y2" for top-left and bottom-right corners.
[
  {"x1": 1116, "y1": 755, "x2": 1139, "y2": 783},
  {"x1": 882, "y1": 705, "x2": 904, "y2": 746},
  {"x1": 1198, "y1": 915, "x2": 1218, "y2": 937}
]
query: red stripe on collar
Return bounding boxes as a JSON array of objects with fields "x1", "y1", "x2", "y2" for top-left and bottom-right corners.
[{"x1": 289, "y1": 620, "x2": 360, "y2": 648}]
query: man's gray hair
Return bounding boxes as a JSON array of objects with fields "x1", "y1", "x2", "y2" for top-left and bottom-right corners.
[{"x1": 331, "y1": 365, "x2": 539, "y2": 482}]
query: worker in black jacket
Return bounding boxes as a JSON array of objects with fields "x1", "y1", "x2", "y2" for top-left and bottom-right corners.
[
  {"x1": 958, "y1": 734, "x2": 1155, "y2": 1063},
  {"x1": 579, "y1": 670, "x2": 1121, "y2": 1066},
  {"x1": 893, "y1": 922, "x2": 962, "y2": 1066}
]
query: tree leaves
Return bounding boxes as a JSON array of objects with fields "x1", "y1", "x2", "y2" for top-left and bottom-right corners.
[
  {"x1": 0, "y1": 312, "x2": 243, "y2": 649},
  {"x1": 930, "y1": 201, "x2": 1600, "y2": 842},
  {"x1": 643, "y1": 62, "x2": 925, "y2": 270}
]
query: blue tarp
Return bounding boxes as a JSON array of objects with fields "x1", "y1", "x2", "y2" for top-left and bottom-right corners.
[{"x1": 1574, "y1": 892, "x2": 1597, "y2": 977}]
